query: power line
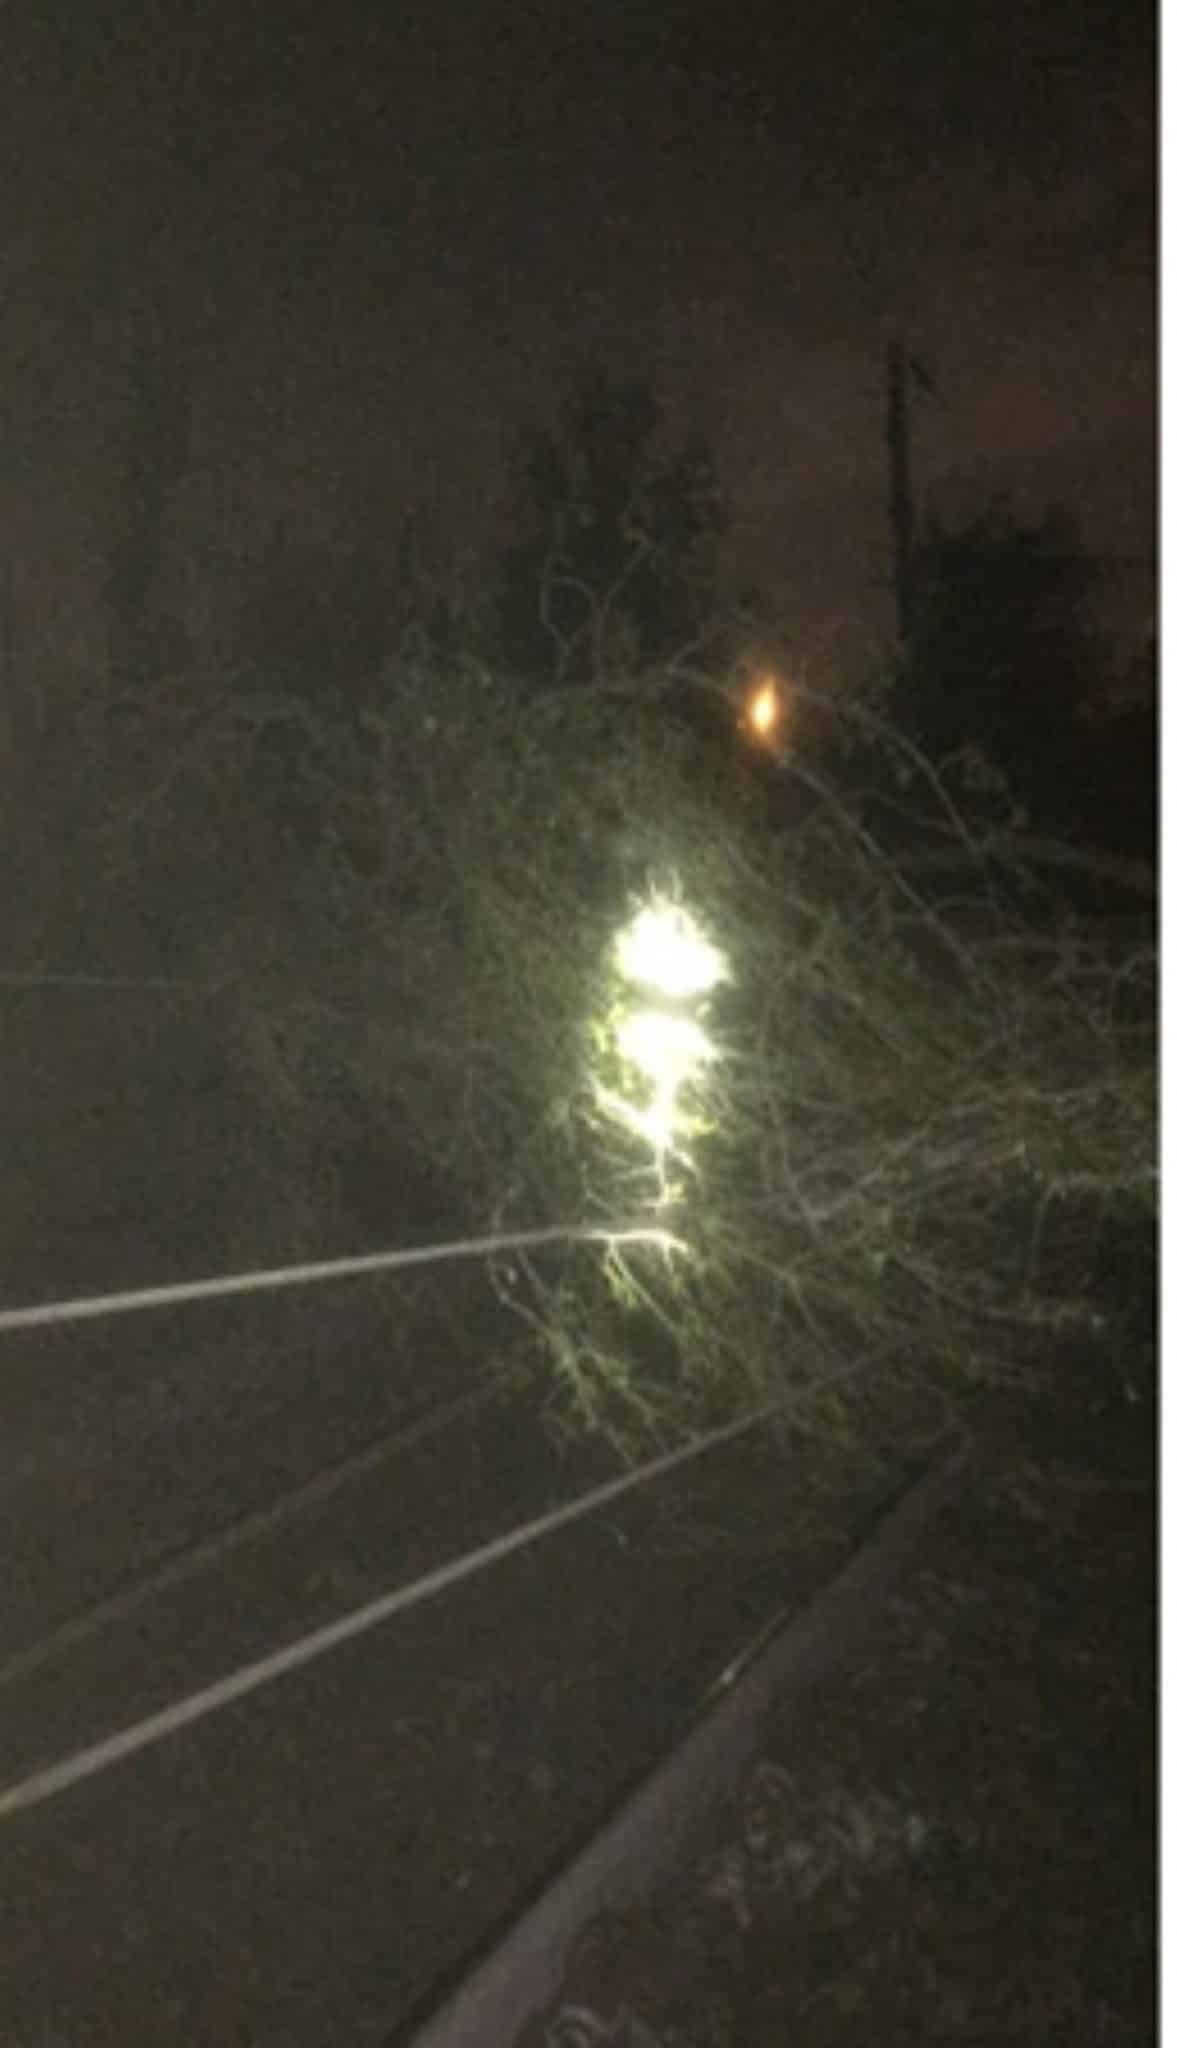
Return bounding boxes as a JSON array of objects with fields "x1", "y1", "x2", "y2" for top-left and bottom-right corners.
[
  {"x1": 0, "y1": 1370, "x2": 517, "y2": 1695},
  {"x1": 0, "y1": 1351, "x2": 890, "y2": 1825},
  {"x1": 0, "y1": 1222, "x2": 681, "y2": 1335}
]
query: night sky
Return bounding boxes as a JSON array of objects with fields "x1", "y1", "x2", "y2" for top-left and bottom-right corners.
[{"x1": 1, "y1": 0, "x2": 1155, "y2": 689}]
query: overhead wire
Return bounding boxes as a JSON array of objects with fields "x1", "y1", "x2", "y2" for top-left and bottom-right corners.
[
  {"x1": 0, "y1": 1222, "x2": 680, "y2": 1334},
  {"x1": 0, "y1": 1368, "x2": 518, "y2": 1695},
  {"x1": 0, "y1": 1350, "x2": 896, "y2": 1826}
]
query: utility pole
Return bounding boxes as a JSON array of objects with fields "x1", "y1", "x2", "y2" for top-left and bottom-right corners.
[{"x1": 885, "y1": 339, "x2": 934, "y2": 646}]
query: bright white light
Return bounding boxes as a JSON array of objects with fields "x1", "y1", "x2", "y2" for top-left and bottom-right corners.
[
  {"x1": 597, "y1": 1225, "x2": 686, "y2": 1258},
  {"x1": 614, "y1": 1007, "x2": 716, "y2": 1160},
  {"x1": 596, "y1": 889, "x2": 729, "y2": 1185},
  {"x1": 597, "y1": 1072, "x2": 696, "y2": 1162},
  {"x1": 617, "y1": 1007, "x2": 714, "y2": 1089},
  {"x1": 615, "y1": 899, "x2": 727, "y2": 1001}
]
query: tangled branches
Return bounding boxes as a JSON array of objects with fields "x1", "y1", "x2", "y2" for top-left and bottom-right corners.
[
  {"x1": 313, "y1": 659, "x2": 1155, "y2": 1458},
  {"x1": 97, "y1": 647, "x2": 1155, "y2": 1461}
]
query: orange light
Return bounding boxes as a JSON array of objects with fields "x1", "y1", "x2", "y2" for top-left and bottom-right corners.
[{"x1": 745, "y1": 677, "x2": 782, "y2": 743}]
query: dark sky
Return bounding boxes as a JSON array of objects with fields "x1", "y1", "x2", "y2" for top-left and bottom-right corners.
[{"x1": 1, "y1": 0, "x2": 1155, "y2": 687}]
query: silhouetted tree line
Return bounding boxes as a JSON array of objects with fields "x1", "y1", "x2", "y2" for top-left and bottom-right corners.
[
  {"x1": 473, "y1": 376, "x2": 1154, "y2": 866},
  {"x1": 95, "y1": 344, "x2": 1153, "y2": 874},
  {"x1": 890, "y1": 504, "x2": 1155, "y2": 863},
  {"x1": 484, "y1": 371, "x2": 727, "y2": 685}
]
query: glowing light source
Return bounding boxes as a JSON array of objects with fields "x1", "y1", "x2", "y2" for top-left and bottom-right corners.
[
  {"x1": 610, "y1": 1007, "x2": 717, "y2": 1155},
  {"x1": 614, "y1": 898, "x2": 727, "y2": 1002},
  {"x1": 596, "y1": 892, "x2": 729, "y2": 1184},
  {"x1": 617, "y1": 1007, "x2": 713, "y2": 1082},
  {"x1": 742, "y1": 674, "x2": 789, "y2": 748}
]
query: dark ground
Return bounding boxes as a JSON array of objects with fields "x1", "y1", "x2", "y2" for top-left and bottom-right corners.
[
  {"x1": 0, "y1": 1295, "x2": 1151, "y2": 2047},
  {"x1": 516, "y1": 1361, "x2": 1155, "y2": 2047},
  {"x1": 0, "y1": 1257, "x2": 921, "y2": 2047}
]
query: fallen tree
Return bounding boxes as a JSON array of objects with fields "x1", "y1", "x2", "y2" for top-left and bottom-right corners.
[{"x1": 92, "y1": 645, "x2": 1157, "y2": 1467}]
